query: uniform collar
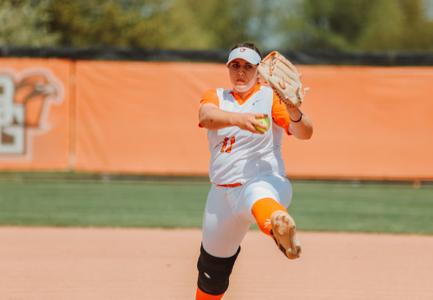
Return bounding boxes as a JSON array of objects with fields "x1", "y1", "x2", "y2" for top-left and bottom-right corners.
[{"x1": 230, "y1": 83, "x2": 261, "y2": 105}]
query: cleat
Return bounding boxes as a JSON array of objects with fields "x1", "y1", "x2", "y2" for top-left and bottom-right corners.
[{"x1": 269, "y1": 210, "x2": 301, "y2": 259}]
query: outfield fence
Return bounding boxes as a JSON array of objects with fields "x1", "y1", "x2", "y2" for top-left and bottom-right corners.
[{"x1": 0, "y1": 57, "x2": 432, "y2": 180}]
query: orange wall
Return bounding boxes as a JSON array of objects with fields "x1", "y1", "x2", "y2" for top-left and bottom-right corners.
[
  {"x1": 284, "y1": 66, "x2": 433, "y2": 180},
  {"x1": 0, "y1": 58, "x2": 72, "y2": 170},
  {"x1": 73, "y1": 61, "x2": 224, "y2": 174},
  {"x1": 1, "y1": 58, "x2": 432, "y2": 180}
]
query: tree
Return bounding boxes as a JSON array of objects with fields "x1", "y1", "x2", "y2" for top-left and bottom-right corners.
[
  {"x1": 181, "y1": 0, "x2": 261, "y2": 49},
  {"x1": 1, "y1": 0, "x2": 432, "y2": 52},
  {"x1": 357, "y1": 0, "x2": 406, "y2": 51},
  {"x1": 279, "y1": 0, "x2": 433, "y2": 52},
  {"x1": 48, "y1": 0, "x2": 170, "y2": 48},
  {"x1": 278, "y1": 0, "x2": 372, "y2": 51},
  {"x1": 398, "y1": 0, "x2": 433, "y2": 50},
  {"x1": 0, "y1": 0, "x2": 59, "y2": 47}
]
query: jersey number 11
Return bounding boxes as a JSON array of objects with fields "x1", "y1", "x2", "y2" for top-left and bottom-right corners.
[{"x1": 220, "y1": 136, "x2": 236, "y2": 153}]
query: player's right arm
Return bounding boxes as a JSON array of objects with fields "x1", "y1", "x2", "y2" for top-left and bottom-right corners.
[
  {"x1": 199, "y1": 103, "x2": 265, "y2": 133},
  {"x1": 198, "y1": 89, "x2": 266, "y2": 133}
]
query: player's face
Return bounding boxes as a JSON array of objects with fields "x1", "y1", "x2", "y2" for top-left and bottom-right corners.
[{"x1": 228, "y1": 59, "x2": 258, "y2": 92}]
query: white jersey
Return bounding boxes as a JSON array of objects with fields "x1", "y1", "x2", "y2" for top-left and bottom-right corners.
[{"x1": 207, "y1": 85, "x2": 287, "y2": 185}]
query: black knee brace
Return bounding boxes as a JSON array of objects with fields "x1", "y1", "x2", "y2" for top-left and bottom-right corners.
[{"x1": 197, "y1": 244, "x2": 241, "y2": 295}]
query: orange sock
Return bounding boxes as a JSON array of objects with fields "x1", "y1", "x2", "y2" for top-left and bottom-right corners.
[
  {"x1": 251, "y1": 198, "x2": 287, "y2": 235},
  {"x1": 196, "y1": 287, "x2": 224, "y2": 300}
]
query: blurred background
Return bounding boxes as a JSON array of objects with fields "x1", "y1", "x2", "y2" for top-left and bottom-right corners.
[
  {"x1": 0, "y1": 0, "x2": 432, "y2": 234},
  {"x1": 1, "y1": 0, "x2": 433, "y2": 51}
]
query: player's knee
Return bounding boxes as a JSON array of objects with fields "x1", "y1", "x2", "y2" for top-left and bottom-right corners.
[{"x1": 196, "y1": 244, "x2": 240, "y2": 295}]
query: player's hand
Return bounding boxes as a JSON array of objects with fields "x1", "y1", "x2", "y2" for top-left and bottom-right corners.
[{"x1": 233, "y1": 113, "x2": 268, "y2": 134}]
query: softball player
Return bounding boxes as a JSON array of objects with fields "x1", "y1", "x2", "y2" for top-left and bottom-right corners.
[{"x1": 195, "y1": 42, "x2": 313, "y2": 300}]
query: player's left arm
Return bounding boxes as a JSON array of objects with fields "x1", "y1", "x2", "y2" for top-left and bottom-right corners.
[
  {"x1": 272, "y1": 92, "x2": 313, "y2": 140},
  {"x1": 285, "y1": 103, "x2": 313, "y2": 140}
]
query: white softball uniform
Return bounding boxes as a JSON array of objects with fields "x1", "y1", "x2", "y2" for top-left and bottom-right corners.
[
  {"x1": 207, "y1": 85, "x2": 287, "y2": 185},
  {"x1": 200, "y1": 84, "x2": 293, "y2": 258}
]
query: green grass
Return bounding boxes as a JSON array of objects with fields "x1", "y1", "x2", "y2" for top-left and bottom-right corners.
[
  {"x1": 0, "y1": 177, "x2": 432, "y2": 234},
  {"x1": 0, "y1": 180, "x2": 208, "y2": 228},
  {"x1": 290, "y1": 181, "x2": 433, "y2": 234}
]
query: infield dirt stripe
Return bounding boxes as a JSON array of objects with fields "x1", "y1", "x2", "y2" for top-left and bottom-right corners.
[{"x1": 0, "y1": 227, "x2": 432, "y2": 300}]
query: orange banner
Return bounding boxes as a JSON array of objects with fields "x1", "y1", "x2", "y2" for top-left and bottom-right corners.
[
  {"x1": 0, "y1": 58, "x2": 72, "y2": 170},
  {"x1": 73, "y1": 62, "x2": 433, "y2": 180},
  {"x1": 0, "y1": 58, "x2": 432, "y2": 180},
  {"x1": 73, "y1": 61, "x2": 223, "y2": 174},
  {"x1": 284, "y1": 66, "x2": 433, "y2": 180}
]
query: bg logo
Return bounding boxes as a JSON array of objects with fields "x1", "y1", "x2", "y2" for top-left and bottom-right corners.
[{"x1": 0, "y1": 69, "x2": 63, "y2": 156}]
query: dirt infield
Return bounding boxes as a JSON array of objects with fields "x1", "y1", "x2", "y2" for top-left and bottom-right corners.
[{"x1": 1, "y1": 228, "x2": 432, "y2": 300}]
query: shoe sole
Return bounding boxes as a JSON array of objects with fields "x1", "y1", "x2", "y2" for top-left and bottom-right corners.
[{"x1": 270, "y1": 210, "x2": 301, "y2": 259}]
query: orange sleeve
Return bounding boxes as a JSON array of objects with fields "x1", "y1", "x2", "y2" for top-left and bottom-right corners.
[
  {"x1": 271, "y1": 91, "x2": 291, "y2": 135},
  {"x1": 200, "y1": 89, "x2": 219, "y2": 106},
  {"x1": 198, "y1": 89, "x2": 219, "y2": 128}
]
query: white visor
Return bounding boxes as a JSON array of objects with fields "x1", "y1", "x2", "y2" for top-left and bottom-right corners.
[{"x1": 227, "y1": 47, "x2": 261, "y2": 65}]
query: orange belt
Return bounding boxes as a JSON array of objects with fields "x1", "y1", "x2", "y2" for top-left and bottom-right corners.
[{"x1": 216, "y1": 182, "x2": 242, "y2": 188}]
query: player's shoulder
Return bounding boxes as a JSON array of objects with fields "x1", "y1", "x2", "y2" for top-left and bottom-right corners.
[
  {"x1": 201, "y1": 88, "x2": 217, "y2": 98},
  {"x1": 259, "y1": 84, "x2": 282, "y2": 103},
  {"x1": 202, "y1": 87, "x2": 229, "y2": 97},
  {"x1": 259, "y1": 84, "x2": 274, "y2": 94},
  {"x1": 255, "y1": 84, "x2": 275, "y2": 103},
  {"x1": 200, "y1": 88, "x2": 225, "y2": 106}
]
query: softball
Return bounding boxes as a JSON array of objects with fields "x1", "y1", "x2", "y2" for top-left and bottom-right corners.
[{"x1": 255, "y1": 116, "x2": 270, "y2": 133}]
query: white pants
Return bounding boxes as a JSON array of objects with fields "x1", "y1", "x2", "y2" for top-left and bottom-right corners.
[{"x1": 201, "y1": 173, "x2": 293, "y2": 258}]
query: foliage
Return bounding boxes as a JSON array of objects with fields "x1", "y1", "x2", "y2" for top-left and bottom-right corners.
[
  {"x1": 48, "y1": 0, "x2": 174, "y2": 48},
  {"x1": 0, "y1": 0, "x2": 59, "y2": 46},
  {"x1": 287, "y1": 0, "x2": 433, "y2": 51},
  {"x1": 182, "y1": 0, "x2": 263, "y2": 49},
  {"x1": 0, "y1": 0, "x2": 432, "y2": 52}
]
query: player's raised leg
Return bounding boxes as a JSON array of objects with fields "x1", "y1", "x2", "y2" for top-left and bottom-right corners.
[
  {"x1": 243, "y1": 174, "x2": 301, "y2": 259},
  {"x1": 252, "y1": 197, "x2": 301, "y2": 259}
]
